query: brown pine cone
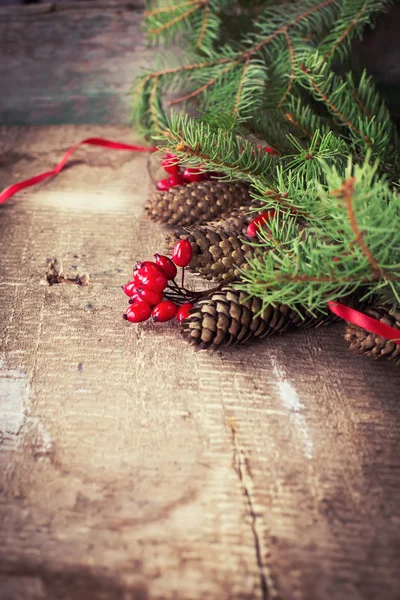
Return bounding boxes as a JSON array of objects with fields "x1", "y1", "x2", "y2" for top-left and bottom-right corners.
[
  {"x1": 181, "y1": 286, "x2": 323, "y2": 350},
  {"x1": 166, "y1": 226, "x2": 256, "y2": 282},
  {"x1": 344, "y1": 304, "x2": 400, "y2": 363},
  {"x1": 145, "y1": 180, "x2": 252, "y2": 227},
  {"x1": 206, "y1": 203, "x2": 262, "y2": 233}
]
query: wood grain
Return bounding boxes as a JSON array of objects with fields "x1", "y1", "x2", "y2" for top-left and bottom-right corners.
[
  {"x1": 1, "y1": 125, "x2": 400, "y2": 600},
  {"x1": 0, "y1": 1, "x2": 149, "y2": 125},
  {"x1": 1, "y1": 2, "x2": 400, "y2": 597}
]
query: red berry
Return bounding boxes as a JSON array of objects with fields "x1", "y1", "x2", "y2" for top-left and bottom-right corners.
[
  {"x1": 176, "y1": 302, "x2": 194, "y2": 324},
  {"x1": 136, "y1": 261, "x2": 164, "y2": 276},
  {"x1": 264, "y1": 146, "x2": 279, "y2": 155},
  {"x1": 123, "y1": 302, "x2": 152, "y2": 323},
  {"x1": 172, "y1": 239, "x2": 193, "y2": 267},
  {"x1": 123, "y1": 281, "x2": 137, "y2": 297},
  {"x1": 161, "y1": 157, "x2": 180, "y2": 175},
  {"x1": 152, "y1": 300, "x2": 178, "y2": 323},
  {"x1": 154, "y1": 253, "x2": 178, "y2": 280},
  {"x1": 134, "y1": 270, "x2": 168, "y2": 293},
  {"x1": 182, "y1": 167, "x2": 208, "y2": 183},
  {"x1": 136, "y1": 287, "x2": 164, "y2": 306},
  {"x1": 128, "y1": 292, "x2": 147, "y2": 305},
  {"x1": 170, "y1": 173, "x2": 184, "y2": 186},
  {"x1": 156, "y1": 174, "x2": 184, "y2": 191},
  {"x1": 246, "y1": 211, "x2": 276, "y2": 238}
]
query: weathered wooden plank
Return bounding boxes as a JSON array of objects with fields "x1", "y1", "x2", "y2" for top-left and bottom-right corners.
[
  {"x1": 0, "y1": 2, "x2": 150, "y2": 125},
  {"x1": 1, "y1": 126, "x2": 400, "y2": 600}
]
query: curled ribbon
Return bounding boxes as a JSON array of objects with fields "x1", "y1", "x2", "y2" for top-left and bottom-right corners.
[
  {"x1": 328, "y1": 301, "x2": 400, "y2": 345},
  {"x1": 0, "y1": 137, "x2": 156, "y2": 206}
]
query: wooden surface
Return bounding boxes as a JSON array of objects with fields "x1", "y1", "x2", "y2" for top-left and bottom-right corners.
[
  {"x1": 1, "y1": 126, "x2": 400, "y2": 600},
  {"x1": 1, "y1": 3, "x2": 400, "y2": 600},
  {"x1": 0, "y1": 1, "x2": 148, "y2": 125}
]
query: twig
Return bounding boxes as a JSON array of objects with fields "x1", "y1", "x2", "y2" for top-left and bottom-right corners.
[
  {"x1": 331, "y1": 177, "x2": 387, "y2": 278},
  {"x1": 144, "y1": 0, "x2": 202, "y2": 18},
  {"x1": 233, "y1": 56, "x2": 251, "y2": 117},
  {"x1": 196, "y1": 4, "x2": 210, "y2": 48},
  {"x1": 149, "y1": 4, "x2": 201, "y2": 35},
  {"x1": 351, "y1": 88, "x2": 372, "y2": 120},
  {"x1": 324, "y1": 0, "x2": 371, "y2": 61},
  {"x1": 277, "y1": 31, "x2": 295, "y2": 108},
  {"x1": 299, "y1": 63, "x2": 372, "y2": 148},
  {"x1": 283, "y1": 111, "x2": 313, "y2": 139},
  {"x1": 168, "y1": 61, "x2": 238, "y2": 106}
]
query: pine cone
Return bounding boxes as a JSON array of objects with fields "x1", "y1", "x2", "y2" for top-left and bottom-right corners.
[
  {"x1": 145, "y1": 180, "x2": 252, "y2": 227},
  {"x1": 344, "y1": 304, "x2": 400, "y2": 364},
  {"x1": 166, "y1": 225, "x2": 256, "y2": 282},
  {"x1": 208, "y1": 203, "x2": 264, "y2": 233},
  {"x1": 181, "y1": 286, "x2": 319, "y2": 350}
]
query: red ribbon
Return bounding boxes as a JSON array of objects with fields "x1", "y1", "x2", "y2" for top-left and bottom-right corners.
[
  {"x1": 1, "y1": 136, "x2": 399, "y2": 347},
  {"x1": 328, "y1": 301, "x2": 400, "y2": 345},
  {"x1": 0, "y1": 137, "x2": 156, "y2": 206}
]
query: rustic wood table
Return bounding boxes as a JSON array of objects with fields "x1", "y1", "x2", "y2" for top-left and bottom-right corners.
[{"x1": 1, "y1": 4, "x2": 400, "y2": 600}]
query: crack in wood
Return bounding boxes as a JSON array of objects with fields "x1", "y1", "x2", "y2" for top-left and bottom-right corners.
[
  {"x1": 46, "y1": 257, "x2": 90, "y2": 287},
  {"x1": 228, "y1": 417, "x2": 278, "y2": 600}
]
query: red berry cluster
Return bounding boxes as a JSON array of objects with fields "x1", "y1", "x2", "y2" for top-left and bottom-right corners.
[
  {"x1": 156, "y1": 153, "x2": 210, "y2": 191},
  {"x1": 122, "y1": 240, "x2": 195, "y2": 325}
]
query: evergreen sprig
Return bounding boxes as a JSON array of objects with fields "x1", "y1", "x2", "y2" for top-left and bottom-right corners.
[
  {"x1": 236, "y1": 158, "x2": 400, "y2": 314},
  {"x1": 135, "y1": 0, "x2": 398, "y2": 315},
  {"x1": 298, "y1": 53, "x2": 399, "y2": 167}
]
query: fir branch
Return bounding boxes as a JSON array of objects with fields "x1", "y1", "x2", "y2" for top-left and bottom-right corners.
[
  {"x1": 283, "y1": 111, "x2": 313, "y2": 139},
  {"x1": 136, "y1": 0, "x2": 340, "y2": 126},
  {"x1": 351, "y1": 88, "x2": 372, "y2": 120},
  {"x1": 284, "y1": 130, "x2": 347, "y2": 180},
  {"x1": 144, "y1": 1, "x2": 202, "y2": 18},
  {"x1": 168, "y1": 61, "x2": 239, "y2": 106},
  {"x1": 148, "y1": 3, "x2": 203, "y2": 35},
  {"x1": 235, "y1": 158, "x2": 400, "y2": 312},
  {"x1": 246, "y1": 0, "x2": 337, "y2": 58},
  {"x1": 277, "y1": 31, "x2": 295, "y2": 109},
  {"x1": 196, "y1": 4, "x2": 210, "y2": 47},
  {"x1": 324, "y1": 0, "x2": 372, "y2": 61},
  {"x1": 320, "y1": 0, "x2": 392, "y2": 63},
  {"x1": 233, "y1": 57, "x2": 251, "y2": 116},
  {"x1": 331, "y1": 176, "x2": 387, "y2": 278},
  {"x1": 150, "y1": 77, "x2": 162, "y2": 130},
  {"x1": 299, "y1": 61, "x2": 366, "y2": 141},
  {"x1": 159, "y1": 113, "x2": 277, "y2": 182}
]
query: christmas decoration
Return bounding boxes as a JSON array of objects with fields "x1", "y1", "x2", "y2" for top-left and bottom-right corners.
[
  {"x1": 206, "y1": 204, "x2": 262, "y2": 234},
  {"x1": 156, "y1": 153, "x2": 210, "y2": 190},
  {"x1": 132, "y1": 0, "x2": 400, "y2": 361},
  {"x1": 166, "y1": 225, "x2": 255, "y2": 283},
  {"x1": 180, "y1": 285, "x2": 322, "y2": 351},
  {"x1": 156, "y1": 174, "x2": 184, "y2": 191},
  {"x1": 177, "y1": 303, "x2": 195, "y2": 324},
  {"x1": 145, "y1": 179, "x2": 252, "y2": 227},
  {"x1": 125, "y1": 302, "x2": 153, "y2": 323},
  {"x1": 2, "y1": 3, "x2": 400, "y2": 361},
  {"x1": 152, "y1": 300, "x2": 179, "y2": 322},
  {"x1": 154, "y1": 253, "x2": 178, "y2": 279},
  {"x1": 0, "y1": 138, "x2": 155, "y2": 206},
  {"x1": 344, "y1": 304, "x2": 400, "y2": 364},
  {"x1": 246, "y1": 211, "x2": 276, "y2": 239},
  {"x1": 122, "y1": 240, "x2": 220, "y2": 325},
  {"x1": 171, "y1": 239, "x2": 193, "y2": 267}
]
